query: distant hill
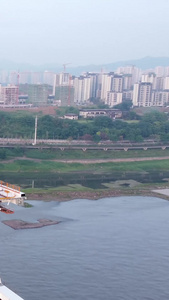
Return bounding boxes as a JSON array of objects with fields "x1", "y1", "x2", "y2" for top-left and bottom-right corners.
[
  {"x1": 1, "y1": 56, "x2": 169, "y2": 75},
  {"x1": 69, "y1": 57, "x2": 169, "y2": 75}
]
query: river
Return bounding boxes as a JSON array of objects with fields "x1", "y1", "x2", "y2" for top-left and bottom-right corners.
[
  {"x1": 1, "y1": 196, "x2": 169, "y2": 300},
  {"x1": 1, "y1": 170, "x2": 169, "y2": 189}
]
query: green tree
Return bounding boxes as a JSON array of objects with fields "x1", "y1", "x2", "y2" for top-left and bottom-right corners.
[
  {"x1": 113, "y1": 100, "x2": 132, "y2": 111},
  {"x1": 94, "y1": 116, "x2": 113, "y2": 128},
  {"x1": 0, "y1": 149, "x2": 7, "y2": 159}
]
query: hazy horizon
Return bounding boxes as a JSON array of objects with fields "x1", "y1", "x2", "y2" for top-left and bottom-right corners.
[
  {"x1": 1, "y1": 55, "x2": 169, "y2": 68},
  {"x1": 1, "y1": 0, "x2": 169, "y2": 66}
]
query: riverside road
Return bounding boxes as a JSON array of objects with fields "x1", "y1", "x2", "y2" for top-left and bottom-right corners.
[{"x1": 0, "y1": 138, "x2": 168, "y2": 152}]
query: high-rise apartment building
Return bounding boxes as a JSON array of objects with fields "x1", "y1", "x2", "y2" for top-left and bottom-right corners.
[
  {"x1": 165, "y1": 67, "x2": 169, "y2": 76},
  {"x1": 107, "y1": 92, "x2": 123, "y2": 107},
  {"x1": 55, "y1": 85, "x2": 74, "y2": 106},
  {"x1": 155, "y1": 66, "x2": 165, "y2": 77},
  {"x1": 152, "y1": 91, "x2": 163, "y2": 106},
  {"x1": 152, "y1": 91, "x2": 169, "y2": 106},
  {"x1": 85, "y1": 73, "x2": 99, "y2": 99},
  {"x1": 116, "y1": 66, "x2": 141, "y2": 84},
  {"x1": 155, "y1": 77, "x2": 164, "y2": 91},
  {"x1": 123, "y1": 90, "x2": 133, "y2": 101},
  {"x1": 83, "y1": 77, "x2": 91, "y2": 102},
  {"x1": 163, "y1": 77, "x2": 169, "y2": 90},
  {"x1": 43, "y1": 71, "x2": 55, "y2": 86},
  {"x1": 123, "y1": 74, "x2": 132, "y2": 90},
  {"x1": 53, "y1": 73, "x2": 61, "y2": 95},
  {"x1": 112, "y1": 75, "x2": 123, "y2": 92},
  {"x1": 132, "y1": 83, "x2": 139, "y2": 106},
  {"x1": 0, "y1": 85, "x2": 3, "y2": 104},
  {"x1": 73, "y1": 76, "x2": 91, "y2": 104},
  {"x1": 162, "y1": 91, "x2": 169, "y2": 105},
  {"x1": 0, "y1": 84, "x2": 18, "y2": 105},
  {"x1": 30, "y1": 72, "x2": 43, "y2": 84},
  {"x1": 139, "y1": 83, "x2": 152, "y2": 107},
  {"x1": 141, "y1": 73, "x2": 156, "y2": 89},
  {"x1": 59, "y1": 73, "x2": 70, "y2": 85},
  {"x1": 22, "y1": 84, "x2": 49, "y2": 105},
  {"x1": 19, "y1": 72, "x2": 31, "y2": 84},
  {"x1": 133, "y1": 82, "x2": 152, "y2": 107},
  {"x1": 100, "y1": 74, "x2": 113, "y2": 102}
]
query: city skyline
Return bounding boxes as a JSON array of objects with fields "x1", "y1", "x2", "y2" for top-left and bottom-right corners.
[
  {"x1": 1, "y1": 64, "x2": 169, "y2": 108},
  {"x1": 0, "y1": 0, "x2": 169, "y2": 66}
]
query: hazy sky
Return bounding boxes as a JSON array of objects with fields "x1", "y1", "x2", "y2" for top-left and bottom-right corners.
[{"x1": 0, "y1": 0, "x2": 169, "y2": 66}]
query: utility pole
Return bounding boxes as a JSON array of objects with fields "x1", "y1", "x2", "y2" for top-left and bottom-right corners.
[
  {"x1": 16, "y1": 70, "x2": 20, "y2": 104},
  {"x1": 33, "y1": 116, "x2": 38, "y2": 145}
]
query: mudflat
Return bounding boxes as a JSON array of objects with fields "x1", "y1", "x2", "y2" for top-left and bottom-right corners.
[{"x1": 2, "y1": 219, "x2": 60, "y2": 229}]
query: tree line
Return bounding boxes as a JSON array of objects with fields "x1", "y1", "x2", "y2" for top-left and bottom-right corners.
[{"x1": 0, "y1": 110, "x2": 169, "y2": 142}]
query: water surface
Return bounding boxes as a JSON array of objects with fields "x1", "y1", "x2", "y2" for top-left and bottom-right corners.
[
  {"x1": 1, "y1": 171, "x2": 169, "y2": 189},
  {"x1": 1, "y1": 196, "x2": 169, "y2": 300}
]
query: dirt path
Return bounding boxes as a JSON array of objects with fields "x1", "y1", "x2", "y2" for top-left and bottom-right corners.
[
  {"x1": 51, "y1": 156, "x2": 169, "y2": 164},
  {"x1": 1, "y1": 156, "x2": 169, "y2": 164}
]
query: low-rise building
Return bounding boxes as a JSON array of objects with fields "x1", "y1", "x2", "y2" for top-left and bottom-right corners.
[
  {"x1": 64, "y1": 113, "x2": 78, "y2": 120},
  {"x1": 79, "y1": 109, "x2": 122, "y2": 119}
]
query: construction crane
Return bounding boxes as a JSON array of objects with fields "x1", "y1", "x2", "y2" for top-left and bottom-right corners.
[{"x1": 63, "y1": 63, "x2": 71, "y2": 73}]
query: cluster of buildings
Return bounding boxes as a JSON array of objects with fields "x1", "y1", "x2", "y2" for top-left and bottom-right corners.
[
  {"x1": 0, "y1": 65, "x2": 169, "y2": 107},
  {"x1": 133, "y1": 71, "x2": 169, "y2": 107}
]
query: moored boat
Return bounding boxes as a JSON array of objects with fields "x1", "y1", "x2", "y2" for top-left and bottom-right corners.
[
  {"x1": 0, "y1": 181, "x2": 26, "y2": 209},
  {"x1": 0, "y1": 203, "x2": 14, "y2": 214},
  {"x1": 0, "y1": 278, "x2": 24, "y2": 300}
]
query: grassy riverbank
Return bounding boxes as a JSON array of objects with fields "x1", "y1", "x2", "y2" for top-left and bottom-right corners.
[
  {"x1": 1, "y1": 158, "x2": 169, "y2": 173},
  {"x1": 1, "y1": 148, "x2": 169, "y2": 201},
  {"x1": 2, "y1": 147, "x2": 169, "y2": 160},
  {"x1": 0, "y1": 158, "x2": 169, "y2": 201},
  {"x1": 24, "y1": 148, "x2": 169, "y2": 160}
]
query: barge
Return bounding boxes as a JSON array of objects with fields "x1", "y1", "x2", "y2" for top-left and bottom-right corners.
[
  {"x1": 0, "y1": 279, "x2": 24, "y2": 300},
  {"x1": 0, "y1": 181, "x2": 26, "y2": 211},
  {"x1": 0, "y1": 182, "x2": 26, "y2": 299}
]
